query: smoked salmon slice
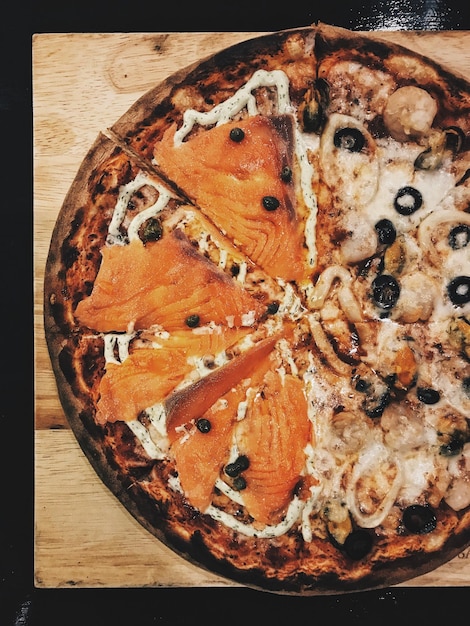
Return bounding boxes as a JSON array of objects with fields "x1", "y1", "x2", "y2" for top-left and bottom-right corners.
[
  {"x1": 167, "y1": 335, "x2": 279, "y2": 512},
  {"x1": 170, "y1": 385, "x2": 246, "y2": 513},
  {"x1": 153, "y1": 115, "x2": 308, "y2": 282},
  {"x1": 165, "y1": 334, "x2": 280, "y2": 437},
  {"x1": 235, "y1": 369, "x2": 311, "y2": 525},
  {"x1": 96, "y1": 327, "x2": 248, "y2": 424},
  {"x1": 96, "y1": 346, "x2": 190, "y2": 425},
  {"x1": 75, "y1": 230, "x2": 263, "y2": 333}
]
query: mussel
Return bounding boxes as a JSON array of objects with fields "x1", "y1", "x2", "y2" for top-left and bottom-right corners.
[
  {"x1": 414, "y1": 126, "x2": 465, "y2": 171},
  {"x1": 299, "y1": 78, "x2": 329, "y2": 133}
]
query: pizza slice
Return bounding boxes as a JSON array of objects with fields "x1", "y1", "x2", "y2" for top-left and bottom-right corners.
[{"x1": 152, "y1": 114, "x2": 311, "y2": 282}]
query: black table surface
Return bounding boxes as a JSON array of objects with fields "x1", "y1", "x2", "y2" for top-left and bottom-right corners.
[{"x1": 4, "y1": 1, "x2": 470, "y2": 623}]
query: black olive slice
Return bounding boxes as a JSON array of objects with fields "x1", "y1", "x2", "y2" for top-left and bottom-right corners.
[
  {"x1": 447, "y1": 276, "x2": 470, "y2": 306},
  {"x1": 195, "y1": 418, "x2": 211, "y2": 433},
  {"x1": 262, "y1": 196, "x2": 280, "y2": 211},
  {"x1": 225, "y1": 455, "x2": 250, "y2": 477},
  {"x1": 448, "y1": 224, "x2": 470, "y2": 250},
  {"x1": 372, "y1": 274, "x2": 400, "y2": 309},
  {"x1": 343, "y1": 529, "x2": 373, "y2": 560},
  {"x1": 224, "y1": 463, "x2": 239, "y2": 478},
  {"x1": 402, "y1": 505, "x2": 437, "y2": 534},
  {"x1": 233, "y1": 476, "x2": 247, "y2": 491},
  {"x1": 333, "y1": 127, "x2": 365, "y2": 152},
  {"x1": 374, "y1": 219, "x2": 397, "y2": 245},
  {"x1": 237, "y1": 455, "x2": 250, "y2": 471},
  {"x1": 229, "y1": 127, "x2": 245, "y2": 142},
  {"x1": 266, "y1": 301, "x2": 280, "y2": 315},
  {"x1": 393, "y1": 186, "x2": 423, "y2": 215},
  {"x1": 417, "y1": 387, "x2": 441, "y2": 405},
  {"x1": 185, "y1": 314, "x2": 200, "y2": 328}
]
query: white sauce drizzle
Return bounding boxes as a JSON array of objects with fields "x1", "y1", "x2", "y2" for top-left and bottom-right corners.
[
  {"x1": 205, "y1": 497, "x2": 304, "y2": 539},
  {"x1": 218, "y1": 248, "x2": 228, "y2": 270},
  {"x1": 168, "y1": 473, "x2": 183, "y2": 494},
  {"x1": 107, "y1": 171, "x2": 171, "y2": 245},
  {"x1": 295, "y1": 130, "x2": 318, "y2": 267},
  {"x1": 236, "y1": 261, "x2": 248, "y2": 285},
  {"x1": 172, "y1": 69, "x2": 292, "y2": 147},
  {"x1": 103, "y1": 333, "x2": 134, "y2": 364},
  {"x1": 146, "y1": 402, "x2": 167, "y2": 438},
  {"x1": 127, "y1": 420, "x2": 165, "y2": 460},
  {"x1": 128, "y1": 185, "x2": 173, "y2": 242},
  {"x1": 236, "y1": 397, "x2": 249, "y2": 421}
]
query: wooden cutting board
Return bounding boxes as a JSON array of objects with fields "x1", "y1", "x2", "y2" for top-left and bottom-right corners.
[{"x1": 33, "y1": 30, "x2": 470, "y2": 589}]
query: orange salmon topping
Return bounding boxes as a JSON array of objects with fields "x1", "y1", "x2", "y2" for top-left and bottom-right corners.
[
  {"x1": 170, "y1": 386, "x2": 246, "y2": 513},
  {"x1": 75, "y1": 231, "x2": 263, "y2": 333},
  {"x1": 96, "y1": 347, "x2": 190, "y2": 425},
  {"x1": 165, "y1": 334, "x2": 280, "y2": 437},
  {"x1": 236, "y1": 370, "x2": 311, "y2": 525},
  {"x1": 167, "y1": 335, "x2": 279, "y2": 512},
  {"x1": 153, "y1": 115, "x2": 308, "y2": 282},
  {"x1": 96, "y1": 328, "x2": 247, "y2": 424}
]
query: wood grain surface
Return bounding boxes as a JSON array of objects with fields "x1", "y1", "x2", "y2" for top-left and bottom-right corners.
[{"x1": 34, "y1": 30, "x2": 470, "y2": 589}]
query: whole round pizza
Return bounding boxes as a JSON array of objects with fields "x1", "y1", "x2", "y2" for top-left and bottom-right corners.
[{"x1": 44, "y1": 23, "x2": 470, "y2": 594}]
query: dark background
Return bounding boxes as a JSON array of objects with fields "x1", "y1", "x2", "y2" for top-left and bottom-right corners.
[{"x1": 2, "y1": 1, "x2": 469, "y2": 623}]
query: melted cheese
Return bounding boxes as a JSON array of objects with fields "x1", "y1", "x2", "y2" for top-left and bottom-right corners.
[
  {"x1": 366, "y1": 140, "x2": 455, "y2": 234},
  {"x1": 320, "y1": 113, "x2": 379, "y2": 207}
]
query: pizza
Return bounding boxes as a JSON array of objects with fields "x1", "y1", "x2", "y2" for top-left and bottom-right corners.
[{"x1": 44, "y1": 23, "x2": 470, "y2": 594}]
